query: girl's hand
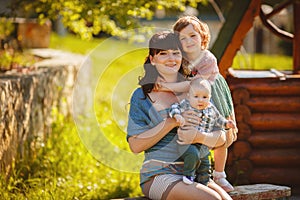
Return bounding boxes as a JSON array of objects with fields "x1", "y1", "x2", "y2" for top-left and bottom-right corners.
[
  {"x1": 153, "y1": 81, "x2": 171, "y2": 92},
  {"x1": 226, "y1": 120, "x2": 236, "y2": 129}
]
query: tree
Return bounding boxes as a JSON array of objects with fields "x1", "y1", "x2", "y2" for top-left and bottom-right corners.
[{"x1": 1, "y1": 0, "x2": 206, "y2": 40}]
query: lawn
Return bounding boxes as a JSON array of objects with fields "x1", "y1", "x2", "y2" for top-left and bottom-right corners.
[{"x1": 0, "y1": 32, "x2": 293, "y2": 199}]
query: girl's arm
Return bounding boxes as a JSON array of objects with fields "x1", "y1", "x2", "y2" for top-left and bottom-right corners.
[
  {"x1": 128, "y1": 117, "x2": 179, "y2": 153},
  {"x1": 158, "y1": 81, "x2": 190, "y2": 93}
]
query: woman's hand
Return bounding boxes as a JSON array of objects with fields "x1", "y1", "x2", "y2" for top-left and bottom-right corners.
[
  {"x1": 177, "y1": 125, "x2": 199, "y2": 145},
  {"x1": 181, "y1": 110, "x2": 201, "y2": 126},
  {"x1": 177, "y1": 126, "x2": 226, "y2": 148},
  {"x1": 177, "y1": 110, "x2": 201, "y2": 145}
]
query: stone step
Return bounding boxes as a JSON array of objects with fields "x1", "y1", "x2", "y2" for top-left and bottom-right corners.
[{"x1": 230, "y1": 184, "x2": 291, "y2": 200}]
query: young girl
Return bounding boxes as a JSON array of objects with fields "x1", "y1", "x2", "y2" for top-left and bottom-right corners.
[{"x1": 159, "y1": 16, "x2": 238, "y2": 192}]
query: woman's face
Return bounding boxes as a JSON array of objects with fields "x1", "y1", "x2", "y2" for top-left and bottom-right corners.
[
  {"x1": 178, "y1": 24, "x2": 202, "y2": 54},
  {"x1": 150, "y1": 49, "x2": 182, "y2": 77}
]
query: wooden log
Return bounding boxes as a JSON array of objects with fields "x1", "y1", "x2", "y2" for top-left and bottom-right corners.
[
  {"x1": 232, "y1": 87, "x2": 250, "y2": 105},
  {"x1": 226, "y1": 159, "x2": 253, "y2": 183},
  {"x1": 233, "y1": 141, "x2": 252, "y2": 159},
  {"x1": 249, "y1": 149, "x2": 300, "y2": 167},
  {"x1": 226, "y1": 159, "x2": 250, "y2": 185},
  {"x1": 236, "y1": 122, "x2": 251, "y2": 140},
  {"x1": 250, "y1": 168, "x2": 300, "y2": 186},
  {"x1": 246, "y1": 96, "x2": 300, "y2": 113},
  {"x1": 249, "y1": 113, "x2": 300, "y2": 131},
  {"x1": 248, "y1": 131, "x2": 300, "y2": 148},
  {"x1": 235, "y1": 159, "x2": 253, "y2": 175},
  {"x1": 235, "y1": 105, "x2": 251, "y2": 122},
  {"x1": 227, "y1": 148, "x2": 235, "y2": 166},
  {"x1": 227, "y1": 77, "x2": 300, "y2": 96}
]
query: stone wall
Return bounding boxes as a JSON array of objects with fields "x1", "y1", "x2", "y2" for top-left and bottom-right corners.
[{"x1": 0, "y1": 49, "x2": 91, "y2": 177}]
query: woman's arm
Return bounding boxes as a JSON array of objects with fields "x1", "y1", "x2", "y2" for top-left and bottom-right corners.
[
  {"x1": 128, "y1": 117, "x2": 179, "y2": 153},
  {"x1": 177, "y1": 126, "x2": 226, "y2": 148}
]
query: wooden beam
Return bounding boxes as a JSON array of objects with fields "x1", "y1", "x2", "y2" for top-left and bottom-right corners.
[
  {"x1": 211, "y1": 0, "x2": 261, "y2": 77},
  {"x1": 293, "y1": 1, "x2": 300, "y2": 74}
]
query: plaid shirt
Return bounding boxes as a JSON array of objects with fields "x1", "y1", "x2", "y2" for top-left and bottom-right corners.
[{"x1": 169, "y1": 99, "x2": 228, "y2": 132}]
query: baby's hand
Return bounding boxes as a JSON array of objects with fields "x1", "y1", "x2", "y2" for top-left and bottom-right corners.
[
  {"x1": 174, "y1": 114, "x2": 185, "y2": 127},
  {"x1": 226, "y1": 120, "x2": 236, "y2": 129}
]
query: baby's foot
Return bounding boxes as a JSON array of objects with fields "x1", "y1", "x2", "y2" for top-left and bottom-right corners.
[{"x1": 183, "y1": 176, "x2": 194, "y2": 185}]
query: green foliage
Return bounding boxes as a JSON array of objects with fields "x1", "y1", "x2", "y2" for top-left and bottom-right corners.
[
  {"x1": 0, "y1": 50, "x2": 37, "y2": 71},
  {"x1": 0, "y1": 17, "x2": 14, "y2": 39},
  {"x1": 11, "y1": 0, "x2": 205, "y2": 40},
  {"x1": 0, "y1": 111, "x2": 141, "y2": 199}
]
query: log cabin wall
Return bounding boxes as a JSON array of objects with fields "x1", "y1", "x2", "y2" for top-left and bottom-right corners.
[{"x1": 225, "y1": 75, "x2": 300, "y2": 195}]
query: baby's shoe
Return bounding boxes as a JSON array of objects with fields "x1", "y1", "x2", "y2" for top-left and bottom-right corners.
[
  {"x1": 183, "y1": 176, "x2": 194, "y2": 185},
  {"x1": 213, "y1": 170, "x2": 234, "y2": 192}
]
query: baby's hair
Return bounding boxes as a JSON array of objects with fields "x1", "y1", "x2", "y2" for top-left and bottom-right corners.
[{"x1": 190, "y1": 77, "x2": 212, "y2": 94}]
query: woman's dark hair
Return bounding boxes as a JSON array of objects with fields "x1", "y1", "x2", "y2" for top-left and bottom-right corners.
[{"x1": 139, "y1": 31, "x2": 185, "y2": 100}]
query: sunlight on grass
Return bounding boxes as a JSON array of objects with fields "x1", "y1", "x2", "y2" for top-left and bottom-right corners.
[
  {"x1": 49, "y1": 33, "x2": 104, "y2": 54},
  {"x1": 232, "y1": 53, "x2": 293, "y2": 71}
]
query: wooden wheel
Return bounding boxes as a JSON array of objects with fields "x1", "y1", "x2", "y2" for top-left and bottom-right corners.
[{"x1": 259, "y1": 0, "x2": 294, "y2": 41}]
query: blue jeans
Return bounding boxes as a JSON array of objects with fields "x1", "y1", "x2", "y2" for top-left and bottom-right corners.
[{"x1": 178, "y1": 144, "x2": 210, "y2": 181}]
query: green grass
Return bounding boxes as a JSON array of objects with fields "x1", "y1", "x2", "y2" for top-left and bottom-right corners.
[
  {"x1": 49, "y1": 33, "x2": 103, "y2": 54},
  {"x1": 0, "y1": 110, "x2": 141, "y2": 200},
  {"x1": 0, "y1": 33, "x2": 293, "y2": 199},
  {"x1": 232, "y1": 53, "x2": 293, "y2": 71}
]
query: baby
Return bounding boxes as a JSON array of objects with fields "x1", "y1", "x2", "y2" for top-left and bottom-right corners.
[{"x1": 169, "y1": 77, "x2": 236, "y2": 184}]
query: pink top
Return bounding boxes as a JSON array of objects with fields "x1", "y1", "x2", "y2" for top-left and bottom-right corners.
[{"x1": 189, "y1": 50, "x2": 219, "y2": 83}]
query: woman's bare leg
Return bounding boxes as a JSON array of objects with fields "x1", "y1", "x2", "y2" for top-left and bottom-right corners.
[{"x1": 167, "y1": 181, "x2": 222, "y2": 200}]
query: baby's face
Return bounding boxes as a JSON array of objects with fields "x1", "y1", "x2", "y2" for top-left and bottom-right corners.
[{"x1": 188, "y1": 86, "x2": 210, "y2": 110}]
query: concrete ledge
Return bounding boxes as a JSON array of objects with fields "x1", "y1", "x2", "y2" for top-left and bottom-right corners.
[{"x1": 113, "y1": 184, "x2": 291, "y2": 200}]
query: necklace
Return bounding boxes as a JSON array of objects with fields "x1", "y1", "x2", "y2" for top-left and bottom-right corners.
[
  {"x1": 188, "y1": 51, "x2": 206, "y2": 69},
  {"x1": 188, "y1": 56, "x2": 202, "y2": 77}
]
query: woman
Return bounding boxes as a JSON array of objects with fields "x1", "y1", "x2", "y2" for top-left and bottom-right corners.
[{"x1": 127, "y1": 31, "x2": 232, "y2": 200}]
